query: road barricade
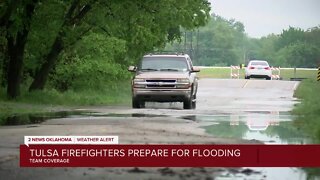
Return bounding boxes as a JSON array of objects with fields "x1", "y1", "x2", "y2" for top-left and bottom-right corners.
[
  {"x1": 271, "y1": 67, "x2": 281, "y2": 80},
  {"x1": 317, "y1": 66, "x2": 320, "y2": 81},
  {"x1": 230, "y1": 65, "x2": 240, "y2": 79}
]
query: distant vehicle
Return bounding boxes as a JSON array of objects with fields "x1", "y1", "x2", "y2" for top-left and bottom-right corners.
[
  {"x1": 128, "y1": 53, "x2": 200, "y2": 109},
  {"x1": 245, "y1": 60, "x2": 272, "y2": 80}
]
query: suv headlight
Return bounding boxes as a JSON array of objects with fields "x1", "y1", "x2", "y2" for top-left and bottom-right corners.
[
  {"x1": 176, "y1": 78, "x2": 190, "y2": 89},
  {"x1": 133, "y1": 78, "x2": 145, "y2": 88}
]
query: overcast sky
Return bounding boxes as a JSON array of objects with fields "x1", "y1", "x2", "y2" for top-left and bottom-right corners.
[{"x1": 209, "y1": 0, "x2": 320, "y2": 38}]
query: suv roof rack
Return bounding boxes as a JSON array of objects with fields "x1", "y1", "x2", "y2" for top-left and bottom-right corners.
[{"x1": 147, "y1": 51, "x2": 186, "y2": 56}]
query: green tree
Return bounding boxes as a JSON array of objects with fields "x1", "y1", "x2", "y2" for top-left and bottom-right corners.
[
  {"x1": 248, "y1": 26, "x2": 320, "y2": 68},
  {"x1": 28, "y1": 0, "x2": 211, "y2": 91},
  {"x1": 276, "y1": 41, "x2": 319, "y2": 68},
  {"x1": 201, "y1": 15, "x2": 247, "y2": 66},
  {"x1": 0, "y1": 0, "x2": 38, "y2": 98},
  {"x1": 276, "y1": 26, "x2": 305, "y2": 49},
  {"x1": 254, "y1": 34, "x2": 279, "y2": 66},
  {"x1": 51, "y1": 34, "x2": 128, "y2": 91},
  {"x1": 1, "y1": 0, "x2": 211, "y2": 98},
  {"x1": 166, "y1": 14, "x2": 247, "y2": 66}
]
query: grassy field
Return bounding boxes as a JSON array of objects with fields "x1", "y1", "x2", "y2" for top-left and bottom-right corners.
[
  {"x1": 293, "y1": 79, "x2": 320, "y2": 143},
  {"x1": 197, "y1": 67, "x2": 318, "y2": 80},
  {"x1": 0, "y1": 82, "x2": 131, "y2": 106},
  {"x1": 0, "y1": 82, "x2": 131, "y2": 123},
  {"x1": 293, "y1": 79, "x2": 320, "y2": 178}
]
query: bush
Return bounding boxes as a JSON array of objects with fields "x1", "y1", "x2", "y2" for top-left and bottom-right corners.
[{"x1": 51, "y1": 34, "x2": 131, "y2": 91}]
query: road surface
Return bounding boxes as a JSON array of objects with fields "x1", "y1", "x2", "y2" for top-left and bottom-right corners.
[{"x1": 0, "y1": 79, "x2": 302, "y2": 180}]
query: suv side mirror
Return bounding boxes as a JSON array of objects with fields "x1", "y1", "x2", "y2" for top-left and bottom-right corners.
[
  {"x1": 128, "y1": 66, "x2": 137, "y2": 72},
  {"x1": 192, "y1": 67, "x2": 200, "y2": 72}
]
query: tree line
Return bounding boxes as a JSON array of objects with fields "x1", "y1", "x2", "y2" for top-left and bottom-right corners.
[
  {"x1": 167, "y1": 14, "x2": 320, "y2": 68},
  {"x1": 0, "y1": 0, "x2": 211, "y2": 98},
  {"x1": 1, "y1": 1, "x2": 319, "y2": 100},
  {"x1": 251, "y1": 26, "x2": 320, "y2": 68}
]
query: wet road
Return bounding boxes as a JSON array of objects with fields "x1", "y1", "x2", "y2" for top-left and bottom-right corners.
[{"x1": 0, "y1": 78, "x2": 309, "y2": 180}]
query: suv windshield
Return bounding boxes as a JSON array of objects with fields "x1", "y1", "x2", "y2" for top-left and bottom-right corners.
[{"x1": 139, "y1": 57, "x2": 189, "y2": 71}]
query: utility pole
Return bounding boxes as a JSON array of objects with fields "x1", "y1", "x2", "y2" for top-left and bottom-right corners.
[
  {"x1": 184, "y1": 31, "x2": 187, "y2": 52},
  {"x1": 243, "y1": 47, "x2": 246, "y2": 65},
  {"x1": 196, "y1": 29, "x2": 199, "y2": 65},
  {"x1": 190, "y1": 31, "x2": 193, "y2": 60}
]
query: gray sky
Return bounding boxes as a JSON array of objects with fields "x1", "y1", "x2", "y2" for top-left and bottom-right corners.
[{"x1": 209, "y1": 0, "x2": 320, "y2": 38}]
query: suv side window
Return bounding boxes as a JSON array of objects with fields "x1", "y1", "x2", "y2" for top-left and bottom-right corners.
[{"x1": 187, "y1": 57, "x2": 193, "y2": 70}]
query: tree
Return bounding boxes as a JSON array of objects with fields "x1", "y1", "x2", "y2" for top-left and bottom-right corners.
[
  {"x1": 276, "y1": 42, "x2": 319, "y2": 68},
  {"x1": 173, "y1": 14, "x2": 247, "y2": 66},
  {"x1": 28, "y1": 0, "x2": 211, "y2": 91},
  {"x1": 0, "y1": 0, "x2": 38, "y2": 98},
  {"x1": 276, "y1": 27, "x2": 305, "y2": 49},
  {"x1": 28, "y1": 0, "x2": 95, "y2": 91},
  {"x1": 254, "y1": 34, "x2": 279, "y2": 65}
]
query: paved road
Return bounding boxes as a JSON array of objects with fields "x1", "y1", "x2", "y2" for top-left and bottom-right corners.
[
  {"x1": 125, "y1": 78, "x2": 299, "y2": 116},
  {"x1": 0, "y1": 78, "x2": 302, "y2": 180},
  {"x1": 197, "y1": 79, "x2": 299, "y2": 112}
]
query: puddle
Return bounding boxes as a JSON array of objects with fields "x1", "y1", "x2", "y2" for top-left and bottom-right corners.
[
  {"x1": 0, "y1": 111, "x2": 85, "y2": 126},
  {"x1": 192, "y1": 112, "x2": 312, "y2": 144},
  {"x1": 194, "y1": 112, "x2": 315, "y2": 180},
  {"x1": 203, "y1": 121, "x2": 311, "y2": 144},
  {"x1": 215, "y1": 167, "x2": 308, "y2": 180},
  {"x1": 0, "y1": 111, "x2": 167, "y2": 126},
  {"x1": 1, "y1": 111, "x2": 311, "y2": 145},
  {"x1": 0, "y1": 110, "x2": 318, "y2": 179},
  {"x1": 101, "y1": 113, "x2": 167, "y2": 118},
  {"x1": 1, "y1": 110, "x2": 312, "y2": 145}
]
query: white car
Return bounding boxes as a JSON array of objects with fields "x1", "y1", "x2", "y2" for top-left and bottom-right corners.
[{"x1": 245, "y1": 60, "x2": 272, "y2": 80}]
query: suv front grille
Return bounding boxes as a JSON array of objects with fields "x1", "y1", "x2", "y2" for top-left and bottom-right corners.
[
  {"x1": 146, "y1": 80, "x2": 176, "y2": 83},
  {"x1": 146, "y1": 79, "x2": 176, "y2": 88}
]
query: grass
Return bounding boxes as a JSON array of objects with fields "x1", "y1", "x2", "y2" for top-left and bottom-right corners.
[
  {"x1": 0, "y1": 82, "x2": 131, "y2": 124},
  {"x1": 292, "y1": 80, "x2": 320, "y2": 178},
  {"x1": 198, "y1": 67, "x2": 318, "y2": 80},
  {"x1": 0, "y1": 82, "x2": 131, "y2": 106},
  {"x1": 292, "y1": 79, "x2": 320, "y2": 143}
]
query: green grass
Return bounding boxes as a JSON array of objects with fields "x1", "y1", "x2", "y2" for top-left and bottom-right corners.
[
  {"x1": 292, "y1": 79, "x2": 320, "y2": 143},
  {"x1": 0, "y1": 82, "x2": 131, "y2": 106},
  {"x1": 198, "y1": 67, "x2": 318, "y2": 80},
  {"x1": 0, "y1": 82, "x2": 131, "y2": 123},
  {"x1": 293, "y1": 79, "x2": 320, "y2": 178}
]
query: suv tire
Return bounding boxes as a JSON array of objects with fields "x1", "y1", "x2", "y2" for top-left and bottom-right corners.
[
  {"x1": 183, "y1": 98, "x2": 193, "y2": 109},
  {"x1": 132, "y1": 98, "x2": 144, "y2": 108},
  {"x1": 192, "y1": 94, "x2": 196, "y2": 109},
  {"x1": 183, "y1": 88, "x2": 195, "y2": 109}
]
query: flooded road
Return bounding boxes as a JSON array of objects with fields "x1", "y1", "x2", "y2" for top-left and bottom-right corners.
[{"x1": 0, "y1": 78, "x2": 314, "y2": 180}]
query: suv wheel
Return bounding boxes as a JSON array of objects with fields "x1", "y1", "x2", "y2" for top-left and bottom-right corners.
[
  {"x1": 132, "y1": 98, "x2": 144, "y2": 108},
  {"x1": 191, "y1": 94, "x2": 196, "y2": 109},
  {"x1": 183, "y1": 98, "x2": 192, "y2": 109},
  {"x1": 183, "y1": 90, "x2": 195, "y2": 110}
]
